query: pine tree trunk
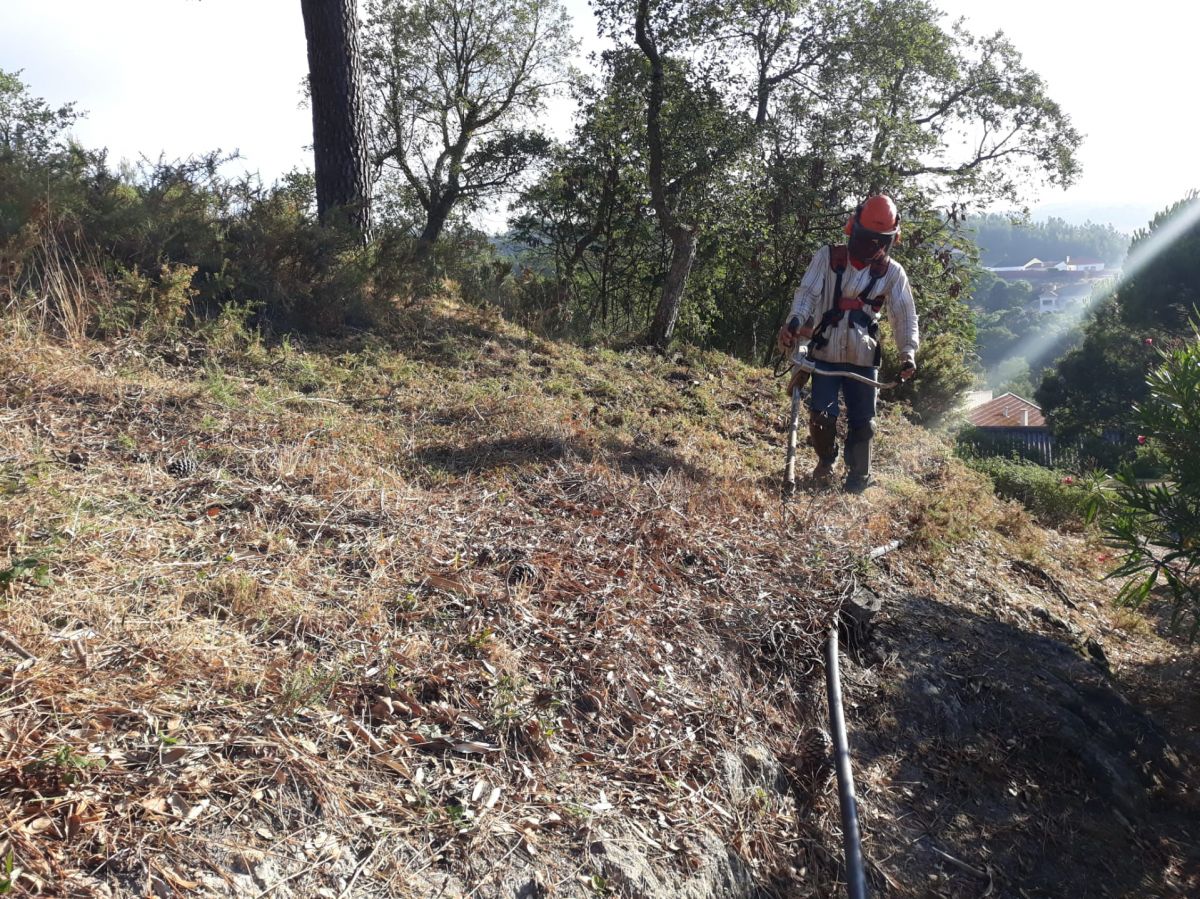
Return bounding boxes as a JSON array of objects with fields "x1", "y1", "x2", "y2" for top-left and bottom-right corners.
[
  {"x1": 300, "y1": 0, "x2": 373, "y2": 243},
  {"x1": 648, "y1": 226, "x2": 698, "y2": 350}
]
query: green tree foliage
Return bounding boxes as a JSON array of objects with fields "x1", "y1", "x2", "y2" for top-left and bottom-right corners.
[
  {"x1": 363, "y1": 0, "x2": 574, "y2": 252},
  {"x1": 975, "y1": 273, "x2": 1034, "y2": 315},
  {"x1": 512, "y1": 0, "x2": 1079, "y2": 416},
  {"x1": 0, "y1": 69, "x2": 79, "y2": 161},
  {"x1": 965, "y1": 270, "x2": 1079, "y2": 393},
  {"x1": 586, "y1": 0, "x2": 756, "y2": 348},
  {"x1": 989, "y1": 356, "x2": 1036, "y2": 399},
  {"x1": 1116, "y1": 194, "x2": 1200, "y2": 332},
  {"x1": 1038, "y1": 195, "x2": 1200, "y2": 465},
  {"x1": 0, "y1": 69, "x2": 88, "y2": 242},
  {"x1": 1093, "y1": 328, "x2": 1200, "y2": 639},
  {"x1": 508, "y1": 58, "x2": 663, "y2": 336},
  {"x1": 1035, "y1": 300, "x2": 1160, "y2": 467},
  {"x1": 969, "y1": 213, "x2": 1129, "y2": 267},
  {"x1": 834, "y1": 4, "x2": 1080, "y2": 204}
]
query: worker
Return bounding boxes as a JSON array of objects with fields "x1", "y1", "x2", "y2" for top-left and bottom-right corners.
[{"x1": 776, "y1": 195, "x2": 919, "y2": 492}]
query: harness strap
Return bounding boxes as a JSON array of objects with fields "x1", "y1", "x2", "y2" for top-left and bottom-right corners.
[
  {"x1": 830, "y1": 245, "x2": 847, "y2": 304},
  {"x1": 812, "y1": 245, "x2": 889, "y2": 351}
]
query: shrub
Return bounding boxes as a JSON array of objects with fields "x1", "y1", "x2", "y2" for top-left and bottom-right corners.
[
  {"x1": 884, "y1": 330, "x2": 976, "y2": 424},
  {"x1": 106, "y1": 262, "x2": 198, "y2": 338},
  {"x1": 963, "y1": 454, "x2": 1094, "y2": 529},
  {"x1": 220, "y1": 179, "x2": 375, "y2": 332},
  {"x1": 1091, "y1": 326, "x2": 1200, "y2": 638},
  {"x1": 906, "y1": 464, "x2": 1000, "y2": 560},
  {"x1": 1129, "y1": 441, "x2": 1169, "y2": 480},
  {"x1": 1, "y1": 147, "x2": 389, "y2": 338}
]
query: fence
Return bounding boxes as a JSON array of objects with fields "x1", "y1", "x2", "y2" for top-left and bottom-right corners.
[{"x1": 957, "y1": 426, "x2": 1058, "y2": 466}]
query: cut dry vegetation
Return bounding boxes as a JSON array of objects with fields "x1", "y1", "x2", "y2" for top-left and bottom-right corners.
[{"x1": 1, "y1": 298, "x2": 1197, "y2": 898}]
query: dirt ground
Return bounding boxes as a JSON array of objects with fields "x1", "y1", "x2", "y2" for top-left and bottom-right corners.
[{"x1": 831, "y1": 530, "x2": 1200, "y2": 899}]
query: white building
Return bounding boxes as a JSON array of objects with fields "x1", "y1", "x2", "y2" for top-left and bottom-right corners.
[
  {"x1": 1038, "y1": 282, "x2": 1095, "y2": 313},
  {"x1": 1062, "y1": 256, "x2": 1106, "y2": 272}
]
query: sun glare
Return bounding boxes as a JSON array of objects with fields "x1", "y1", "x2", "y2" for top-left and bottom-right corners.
[{"x1": 984, "y1": 196, "x2": 1200, "y2": 392}]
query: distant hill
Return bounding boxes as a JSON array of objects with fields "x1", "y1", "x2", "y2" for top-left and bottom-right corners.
[
  {"x1": 968, "y1": 214, "x2": 1131, "y2": 269},
  {"x1": 1029, "y1": 200, "x2": 1159, "y2": 234}
]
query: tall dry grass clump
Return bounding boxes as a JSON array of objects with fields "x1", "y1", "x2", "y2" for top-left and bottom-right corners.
[{"x1": 2, "y1": 223, "x2": 106, "y2": 343}]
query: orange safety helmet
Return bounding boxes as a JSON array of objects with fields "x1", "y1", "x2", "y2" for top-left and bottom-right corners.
[{"x1": 844, "y1": 194, "x2": 901, "y2": 260}]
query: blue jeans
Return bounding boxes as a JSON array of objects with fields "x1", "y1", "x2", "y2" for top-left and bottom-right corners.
[{"x1": 808, "y1": 362, "x2": 878, "y2": 428}]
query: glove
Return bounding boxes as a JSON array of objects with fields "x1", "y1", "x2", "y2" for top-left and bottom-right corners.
[
  {"x1": 777, "y1": 318, "x2": 800, "y2": 353},
  {"x1": 899, "y1": 359, "x2": 917, "y2": 381}
]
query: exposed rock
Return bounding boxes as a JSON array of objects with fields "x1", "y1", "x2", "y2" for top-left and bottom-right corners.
[{"x1": 589, "y1": 825, "x2": 756, "y2": 899}]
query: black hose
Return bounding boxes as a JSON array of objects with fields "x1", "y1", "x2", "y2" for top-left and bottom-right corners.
[{"x1": 826, "y1": 624, "x2": 869, "y2": 899}]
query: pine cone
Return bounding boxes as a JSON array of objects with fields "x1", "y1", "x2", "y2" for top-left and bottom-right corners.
[
  {"x1": 787, "y1": 728, "x2": 834, "y2": 798},
  {"x1": 166, "y1": 454, "x2": 199, "y2": 478},
  {"x1": 795, "y1": 727, "x2": 833, "y2": 774},
  {"x1": 507, "y1": 561, "x2": 541, "y2": 588}
]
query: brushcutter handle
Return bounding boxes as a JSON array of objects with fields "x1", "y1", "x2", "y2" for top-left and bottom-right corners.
[{"x1": 792, "y1": 353, "x2": 898, "y2": 390}]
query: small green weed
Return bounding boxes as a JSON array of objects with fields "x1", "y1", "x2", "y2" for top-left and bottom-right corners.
[
  {"x1": 0, "y1": 557, "x2": 52, "y2": 589},
  {"x1": 0, "y1": 850, "x2": 14, "y2": 894},
  {"x1": 276, "y1": 664, "x2": 341, "y2": 716},
  {"x1": 0, "y1": 465, "x2": 35, "y2": 498},
  {"x1": 26, "y1": 745, "x2": 104, "y2": 786},
  {"x1": 444, "y1": 800, "x2": 472, "y2": 831},
  {"x1": 908, "y1": 467, "x2": 996, "y2": 560},
  {"x1": 202, "y1": 360, "x2": 239, "y2": 405},
  {"x1": 200, "y1": 299, "x2": 263, "y2": 354},
  {"x1": 462, "y1": 627, "x2": 494, "y2": 653}
]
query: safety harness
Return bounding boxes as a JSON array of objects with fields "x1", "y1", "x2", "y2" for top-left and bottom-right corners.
[{"x1": 808, "y1": 245, "x2": 890, "y2": 366}]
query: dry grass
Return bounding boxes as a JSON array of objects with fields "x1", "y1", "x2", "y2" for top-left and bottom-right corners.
[
  {"x1": 2, "y1": 227, "x2": 113, "y2": 345},
  {"x1": 0, "y1": 298, "x2": 1017, "y2": 896}
]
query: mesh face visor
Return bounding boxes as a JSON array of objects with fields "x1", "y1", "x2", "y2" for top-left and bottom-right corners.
[{"x1": 848, "y1": 222, "x2": 895, "y2": 261}]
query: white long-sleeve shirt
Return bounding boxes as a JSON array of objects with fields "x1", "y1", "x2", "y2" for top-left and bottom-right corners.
[{"x1": 788, "y1": 245, "x2": 920, "y2": 368}]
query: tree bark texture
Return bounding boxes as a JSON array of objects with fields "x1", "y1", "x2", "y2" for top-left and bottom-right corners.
[
  {"x1": 650, "y1": 226, "x2": 698, "y2": 349},
  {"x1": 635, "y1": 0, "x2": 695, "y2": 350},
  {"x1": 300, "y1": 0, "x2": 373, "y2": 242},
  {"x1": 415, "y1": 190, "x2": 458, "y2": 258}
]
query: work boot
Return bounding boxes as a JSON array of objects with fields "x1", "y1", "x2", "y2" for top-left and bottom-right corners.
[
  {"x1": 843, "y1": 423, "x2": 875, "y2": 493},
  {"x1": 809, "y1": 414, "x2": 838, "y2": 485},
  {"x1": 812, "y1": 459, "x2": 836, "y2": 484}
]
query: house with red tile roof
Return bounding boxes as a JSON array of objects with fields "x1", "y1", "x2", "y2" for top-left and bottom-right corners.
[
  {"x1": 963, "y1": 393, "x2": 1056, "y2": 463},
  {"x1": 967, "y1": 393, "x2": 1046, "y2": 429}
]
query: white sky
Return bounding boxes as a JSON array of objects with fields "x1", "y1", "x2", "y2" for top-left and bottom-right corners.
[{"x1": 2, "y1": 0, "x2": 1196, "y2": 231}]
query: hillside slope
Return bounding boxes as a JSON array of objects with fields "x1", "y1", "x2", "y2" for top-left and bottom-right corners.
[{"x1": 1, "y1": 300, "x2": 1196, "y2": 898}]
